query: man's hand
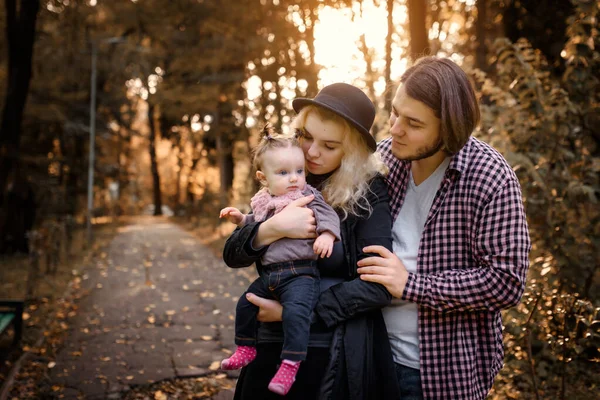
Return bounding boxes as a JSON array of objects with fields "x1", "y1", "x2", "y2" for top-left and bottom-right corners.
[
  {"x1": 356, "y1": 245, "x2": 409, "y2": 298},
  {"x1": 246, "y1": 293, "x2": 283, "y2": 322},
  {"x1": 219, "y1": 207, "x2": 246, "y2": 226},
  {"x1": 313, "y1": 231, "x2": 335, "y2": 258}
]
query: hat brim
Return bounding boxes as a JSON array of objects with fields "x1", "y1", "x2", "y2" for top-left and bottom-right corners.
[{"x1": 292, "y1": 98, "x2": 377, "y2": 152}]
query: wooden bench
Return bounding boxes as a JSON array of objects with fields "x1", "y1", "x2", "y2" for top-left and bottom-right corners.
[{"x1": 0, "y1": 300, "x2": 24, "y2": 347}]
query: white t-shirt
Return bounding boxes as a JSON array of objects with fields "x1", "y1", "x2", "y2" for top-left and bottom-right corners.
[{"x1": 382, "y1": 157, "x2": 450, "y2": 369}]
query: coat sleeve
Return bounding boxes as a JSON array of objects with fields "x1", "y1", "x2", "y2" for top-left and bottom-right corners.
[
  {"x1": 222, "y1": 219, "x2": 268, "y2": 269},
  {"x1": 314, "y1": 176, "x2": 394, "y2": 328},
  {"x1": 401, "y1": 177, "x2": 531, "y2": 312}
]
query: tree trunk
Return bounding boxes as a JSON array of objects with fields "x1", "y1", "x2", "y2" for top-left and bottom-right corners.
[
  {"x1": 475, "y1": 0, "x2": 488, "y2": 70},
  {"x1": 274, "y1": 79, "x2": 283, "y2": 132},
  {"x1": 407, "y1": 0, "x2": 429, "y2": 61},
  {"x1": 304, "y1": 9, "x2": 319, "y2": 97},
  {"x1": 147, "y1": 103, "x2": 162, "y2": 216},
  {"x1": 174, "y1": 147, "x2": 182, "y2": 207},
  {"x1": 186, "y1": 157, "x2": 200, "y2": 206},
  {"x1": 384, "y1": 0, "x2": 394, "y2": 114},
  {"x1": 0, "y1": 0, "x2": 40, "y2": 250},
  {"x1": 353, "y1": 3, "x2": 376, "y2": 102},
  {"x1": 216, "y1": 132, "x2": 232, "y2": 207}
]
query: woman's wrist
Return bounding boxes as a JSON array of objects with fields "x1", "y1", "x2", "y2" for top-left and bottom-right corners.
[{"x1": 252, "y1": 218, "x2": 281, "y2": 247}]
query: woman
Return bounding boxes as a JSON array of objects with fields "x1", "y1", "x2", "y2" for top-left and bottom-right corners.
[{"x1": 223, "y1": 83, "x2": 401, "y2": 399}]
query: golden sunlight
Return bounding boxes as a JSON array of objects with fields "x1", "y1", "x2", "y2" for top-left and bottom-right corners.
[
  {"x1": 313, "y1": 1, "x2": 408, "y2": 94},
  {"x1": 315, "y1": 3, "x2": 385, "y2": 86}
]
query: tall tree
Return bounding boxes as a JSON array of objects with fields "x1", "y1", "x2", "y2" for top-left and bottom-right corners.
[
  {"x1": 384, "y1": 0, "x2": 394, "y2": 113},
  {"x1": 407, "y1": 0, "x2": 429, "y2": 60},
  {"x1": 147, "y1": 102, "x2": 162, "y2": 216},
  {"x1": 0, "y1": 0, "x2": 40, "y2": 247},
  {"x1": 475, "y1": 0, "x2": 487, "y2": 70}
]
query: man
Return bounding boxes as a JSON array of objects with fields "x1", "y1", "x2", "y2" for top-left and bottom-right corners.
[{"x1": 357, "y1": 57, "x2": 531, "y2": 399}]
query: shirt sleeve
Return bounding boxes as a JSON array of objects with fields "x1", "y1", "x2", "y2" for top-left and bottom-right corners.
[
  {"x1": 315, "y1": 176, "x2": 394, "y2": 327},
  {"x1": 308, "y1": 190, "x2": 341, "y2": 241},
  {"x1": 401, "y1": 178, "x2": 531, "y2": 312}
]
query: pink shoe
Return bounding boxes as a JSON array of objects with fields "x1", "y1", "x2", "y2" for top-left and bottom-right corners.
[
  {"x1": 220, "y1": 346, "x2": 257, "y2": 370},
  {"x1": 268, "y1": 359, "x2": 301, "y2": 395}
]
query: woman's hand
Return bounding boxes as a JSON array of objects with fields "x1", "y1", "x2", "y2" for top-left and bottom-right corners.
[
  {"x1": 253, "y1": 195, "x2": 317, "y2": 247},
  {"x1": 246, "y1": 293, "x2": 283, "y2": 322},
  {"x1": 357, "y1": 245, "x2": 409, "y2": 298}
]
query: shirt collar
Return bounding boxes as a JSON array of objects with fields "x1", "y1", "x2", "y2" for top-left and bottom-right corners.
[{"x1": 447, "y1": 136, "x2": 474, "y2": 178}]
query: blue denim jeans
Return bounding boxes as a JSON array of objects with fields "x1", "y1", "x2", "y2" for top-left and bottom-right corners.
[
  {"x1": 234, "y1": 260, "x2": 319, "y2": 362},
  {"x1": 395, "y1": 363, "x2": 424, "y2": 400}
]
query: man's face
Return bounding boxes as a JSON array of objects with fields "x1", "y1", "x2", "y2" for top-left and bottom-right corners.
[
  {"x1": 389, "y1": 85, "x2": 443, "y2": 161},
  {"x1": 257, "y1": 146, "x2": 307, "y2": 196}
]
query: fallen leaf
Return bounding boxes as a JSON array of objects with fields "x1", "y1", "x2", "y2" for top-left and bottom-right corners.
[
  {"x1": 208, "y1": 361, "x2": 220, "y2": 371},
  {"x1": 154, "y1": 390, "x2": 167, "y2": 400},
  {"x1": 48, "y1": 361, "x2": 56, "y2": 368},
  {"x1": 201, "y1": 336, "x2": 213, "y2": 341}
]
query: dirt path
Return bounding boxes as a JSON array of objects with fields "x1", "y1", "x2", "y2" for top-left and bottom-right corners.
[{"x1": 48, "y1": 217, "x2": 253, "y2": 399}]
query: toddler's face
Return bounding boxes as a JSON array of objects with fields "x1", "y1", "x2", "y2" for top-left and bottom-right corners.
[{"x1": 258, "y1": 146, "x2": 307, "y2": 196}]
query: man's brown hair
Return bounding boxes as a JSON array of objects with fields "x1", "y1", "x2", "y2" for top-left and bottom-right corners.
[{"x1": 400, "y1": 56, "x2": 480, "y2": 154}]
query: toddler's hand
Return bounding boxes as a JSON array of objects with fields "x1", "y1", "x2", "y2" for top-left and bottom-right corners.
[
  {"x1": 219, "y1": 207, "x2": 246, "y2": 226},
  {"x1": 313, "y1": 231, "x2": 335, "y2": 258}
]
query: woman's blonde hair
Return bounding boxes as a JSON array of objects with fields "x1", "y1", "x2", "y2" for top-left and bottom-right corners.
[{"x1": 292, "y1": 105, "x2": 387, "y2": 219}]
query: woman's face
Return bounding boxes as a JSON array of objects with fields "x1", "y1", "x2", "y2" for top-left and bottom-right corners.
[{"x1": 298, "y1": 112, "x2": 345, "y2": 175}]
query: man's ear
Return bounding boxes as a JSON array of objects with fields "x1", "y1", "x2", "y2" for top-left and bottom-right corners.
[{"x1": 256, "y1": 170, "x2": 267, "y2": 185}]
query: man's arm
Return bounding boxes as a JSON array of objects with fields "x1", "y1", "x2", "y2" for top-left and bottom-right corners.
[
  {"x1": 359, "y1": 178, "x2": 531, "y2": 313},
  {"x1": 403, "y1": 178, "x2": 530, "y2": 312}
]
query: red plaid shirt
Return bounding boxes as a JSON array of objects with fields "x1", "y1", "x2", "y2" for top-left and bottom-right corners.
[{"x1": 378, "y1": 136, "x2": 531, "y2": 399}]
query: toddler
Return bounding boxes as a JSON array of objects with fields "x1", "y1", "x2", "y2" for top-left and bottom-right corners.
[{"x1": 219, "y1": 126, "x2": 340, "y2": 395}]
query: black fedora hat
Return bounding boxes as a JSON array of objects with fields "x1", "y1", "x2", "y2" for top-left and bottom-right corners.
[{"x1": 292, "y1": 83, "x2": 377, "y2": 152}]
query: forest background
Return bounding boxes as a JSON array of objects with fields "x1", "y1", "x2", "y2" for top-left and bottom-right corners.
[{"x1": 0, "y1": 0, "x2": 598, "y2": 399}]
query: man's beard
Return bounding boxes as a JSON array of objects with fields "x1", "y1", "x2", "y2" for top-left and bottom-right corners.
[{"x1": 394, "y1": 138, "x2": 444, "y2": 161}]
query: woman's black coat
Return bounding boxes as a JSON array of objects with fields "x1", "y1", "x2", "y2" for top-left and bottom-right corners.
[{"x1": 223, "y1": 176, "x2": 401, "y2": 400}]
